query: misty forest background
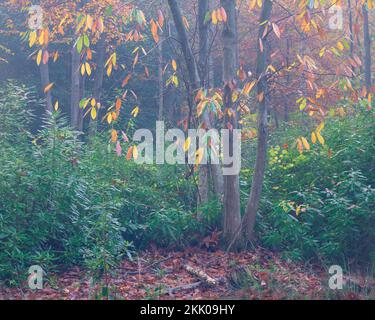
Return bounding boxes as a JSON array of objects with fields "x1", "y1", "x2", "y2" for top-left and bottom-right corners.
[{"x1": 0, "y1": 0, "x2": 374, "y2": 299}]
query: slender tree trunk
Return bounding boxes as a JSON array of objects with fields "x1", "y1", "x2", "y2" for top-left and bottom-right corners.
[
  {"x1": 221, "y1": 0, "x2": 241, "y2": 245},
  {"x1": 348, "y1": 0, "x2": 355, "y2": 58},
  {"x1": 363, "y1": 3, "x2": 372, "y2": 91},
  {"x1": 198, "y1": 0, "x2": 209, "y2": 86},
  {"x1": 71, "y1": 46, "x2": 81, "y2": 129},
  {"x1": 158, "y1": 40, "x2": 164, "y2": 121},
  {"x1": 197, "y1": 0, "x2": 210, "y2": 206},
  {"x1": 168, "y1": 0, "x2": 223, "y2": 206},
  {"x1": 168, "y1": 0, "x2": 200, "y2": 90},
  {"x1": 78, "y1": 73, "x2": 85, "y2": 131},
  {"x1": 284, "y1": 37, "x2": 290, "y2": 121},
  {"x1": 40, "y1": 50, "x2": 53, "y2": 112},
  {"x1": 243, "y1": 0, "x2": 273, "y2": 241},
  {"x1": 90, "y1": 35, "x2": 106, "y2": 135}
]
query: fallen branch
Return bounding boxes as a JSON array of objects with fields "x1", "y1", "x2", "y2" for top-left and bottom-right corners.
[
  {"x1": 185, "y1": 265, "x2": 218, "y2": 286},
  {"x1": 167, "y1": 281, "x2": 202, "y2": 296}
]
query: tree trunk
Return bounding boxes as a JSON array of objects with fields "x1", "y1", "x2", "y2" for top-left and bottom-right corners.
[
  {"x1": 197, "y1": 0, "x2": 210, "y2": 206},
  {"x1": 362, "y1": 3, "x2": 372, "y2": 91},
  {"x1": 40, "y1": 50, "x2": 53, "y2": 112},
  {"x1": 90, "y1": 35, "x2": 106, "y2": 135},
  {"x1": 221, "y1": 0, "x2": 241, "y2": 245},
  {"x1": 243, "y1": 0, "x2": 273, "y2": 241},
  {"x1": 71, "y1": 45, "x2": 81, "y2": 130},
  {"x1": 168, "y1": 0, "x2": 200, "y2": 90},
  {"x1": 284, "y1": 37, "x2": 290, "y2": 121},
  {"x1": 158, "y1": 40, "x2": 164, "y2": 121},
  {"x1": 168, "y1": 0, "x2": 223, "y2": 206},
  {"x1": 198, "y1": 0, "x2": 209, "y2": 86}
]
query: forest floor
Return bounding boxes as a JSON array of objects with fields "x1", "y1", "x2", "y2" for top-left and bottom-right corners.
[{"x1": 1, "y1": 247, "x2": 374, "y2": 300}]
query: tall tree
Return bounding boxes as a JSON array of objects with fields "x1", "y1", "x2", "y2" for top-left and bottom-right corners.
[
  {"x1": 168, "y1": 0, "x2": 223, "y2": 207},
  {"x1": 221, "y1": 0, "x2": 241, "y2": 245},
  {"x1": 71, "y1": 44, "x2": 82, "y2": 130},
  {"x1": 243, "y1": 0, "x2": 273, "y2": 241},
  {"x1": 40, "y1": 47, "x2": 53, "y2": 112},
  {"x1": 90, "y1": 35, "x2": 106, "y2": 134},
  {"x1": 362, "y1": 2, "x2": 372, "y2": 91}
]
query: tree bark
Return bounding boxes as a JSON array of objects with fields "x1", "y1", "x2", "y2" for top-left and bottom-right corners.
[
  {"x1": 168, "y1": 0, "x2": 223, "y2": 206},
  {"x1": 158, "y1": 40, "x2": 164, "y2": 121},
  {"x1": 243, "y1": 0, "x2": 273, "y2": 241},
  {"x1": 362, "y1": 3, "x2": 372, "y2": 91},
  {"x1": 89, "y1": 35, "x2": 106, "y2": 135},
  {"x1": 40, "y1": 50, "x2": 53, "y2": 112},
  {"x1": 70, "y1": 45, "x2": 81, "y2": 130},
  {"x1": 221, "y1": 0, "x2": 241, "y2": 245},
  {"x1": 197, "y1": 0, "x2": 210, "y2": 205}
]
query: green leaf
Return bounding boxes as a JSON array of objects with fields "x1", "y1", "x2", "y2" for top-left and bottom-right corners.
[
  {"x1": 83, "y1": 34, "x2": 90, "y2": 48},
  {"x1": 77, "y1": 36, "x2": 83, "y2": 53}
]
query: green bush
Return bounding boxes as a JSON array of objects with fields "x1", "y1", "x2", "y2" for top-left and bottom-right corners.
[
  {"x1": 0, "y1": 82, "x2": 208, "y2": 284},
  {"x1": 252, "y1": 108, "x2": 375, "y2": 268}
]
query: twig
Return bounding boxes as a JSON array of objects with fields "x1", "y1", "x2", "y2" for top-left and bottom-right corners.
[{"x1": 167, "y1": 281, "x2": 202, "y2": 296}]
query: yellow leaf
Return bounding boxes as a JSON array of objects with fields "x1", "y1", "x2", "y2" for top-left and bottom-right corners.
[
  {"x1": 36, "y1": 49, "x2": 42, "y2": 66},
  {"x1": 91, "y1": 98, "x2": 96, "y2": 107},
  {"x1": 311, "y1": 132, "x2": 317, "y2": 144},
  {"x1": 54, "y1": 101, "x2": 59, "y2": 111},
  {"x1": 29, "y1": 31, "x2": 37, "y2": 47},
  {"x1": 337, "y1": 41, "x2": 344, "y2": 51},
  {"x1": 81, "y1": 63, "x2": 86, "y2": 76},
  {"x1": 133, "y1": 145, "x2": 138, "y2": 160},
  {"x1": 44, "y1": 83, "x2": 54, "y2": 94},
  {"x1": 316, "y1": 122, "x2": 325, "y2": 133},
  {"x1": 243, "y1": 80, "x2": 256, "y2": 96},
  {"x1": 212, "y1": 10, "x2": 218, "y2": 25},
  {"x1": 107, "y1": 64, "x2": 112, "y2": 77},
  {"x1": 39, "y1": 30, "x2": 44, "y2": 46},
  {"x1": 249, "y1": 0, "x2": 257, "y2": 10},
  {"x1": 86, "y1": 15, "x2": 93, "y2": 30},
  {"x1": 183, "y1": 137, "x2": 191, "y2": 152},
  {"x1": 171, "y1": 59, "x2": 177, "y2": 71},
  {"x1": 319, "y1": 47, "x2": 326, "y2": 57},
  {"x1": 316, "y1": 132, "x2": 325, "y2": 145},
  {"x1": 111, "y1": 129, "x2": 118, "y2": 143},
  {"x1": 131, "y1": 106, "x2": 139, "y2": 118},
  {"x1": 195, "y1": 148, "x2": 205, "y2": 165},
  {"x1": 85, "y1": 62, "x2": 91, "y2": 76},
  {"x1": 91, "y1": 107, "x2": 97, "y2": 120},
  {"x1": 107, "y1": 113, "x2": 113, "y2": 124},
  {"x1": 257, "y1": 0, "x2": 263, "y2": 8},
  {"x1": 297, "y1": 138, "x2": 303, "y2": 154},
  {"x1": 296, "y1": 206, "x2": 301, "y2": 216},
  {"x1": 301, "y1": 137, "x2": 310, "y2": 150}
]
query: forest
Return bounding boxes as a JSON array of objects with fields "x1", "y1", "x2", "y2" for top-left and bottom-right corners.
[{"x1": 0, "y1": 0, "x2": 374, "y2": 301}]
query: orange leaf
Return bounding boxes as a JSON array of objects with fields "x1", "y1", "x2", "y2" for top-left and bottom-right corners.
[
  {"x1": 111, "y1": 130, "x2": 118, "y2": 143},
  {"x1": 44, "y1": 83, "x2": 54, "y2": 94},
  {"x1": 126, "y1": 146, "x2": 133, "y2": 160},
  {"x1": 121, "y1": 74, "x2": 132, "y2": 87},
  {"x1": 115, "y1": 98, "x2": 122, "y2": 112},
  {"x1": 42, "y1": 50, "x2": 49, "y2": 65}
]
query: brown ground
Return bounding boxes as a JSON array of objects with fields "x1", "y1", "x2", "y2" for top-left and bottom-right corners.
[{"x1": 0, "y1": 248, "x2": 373, "y2": 300}]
